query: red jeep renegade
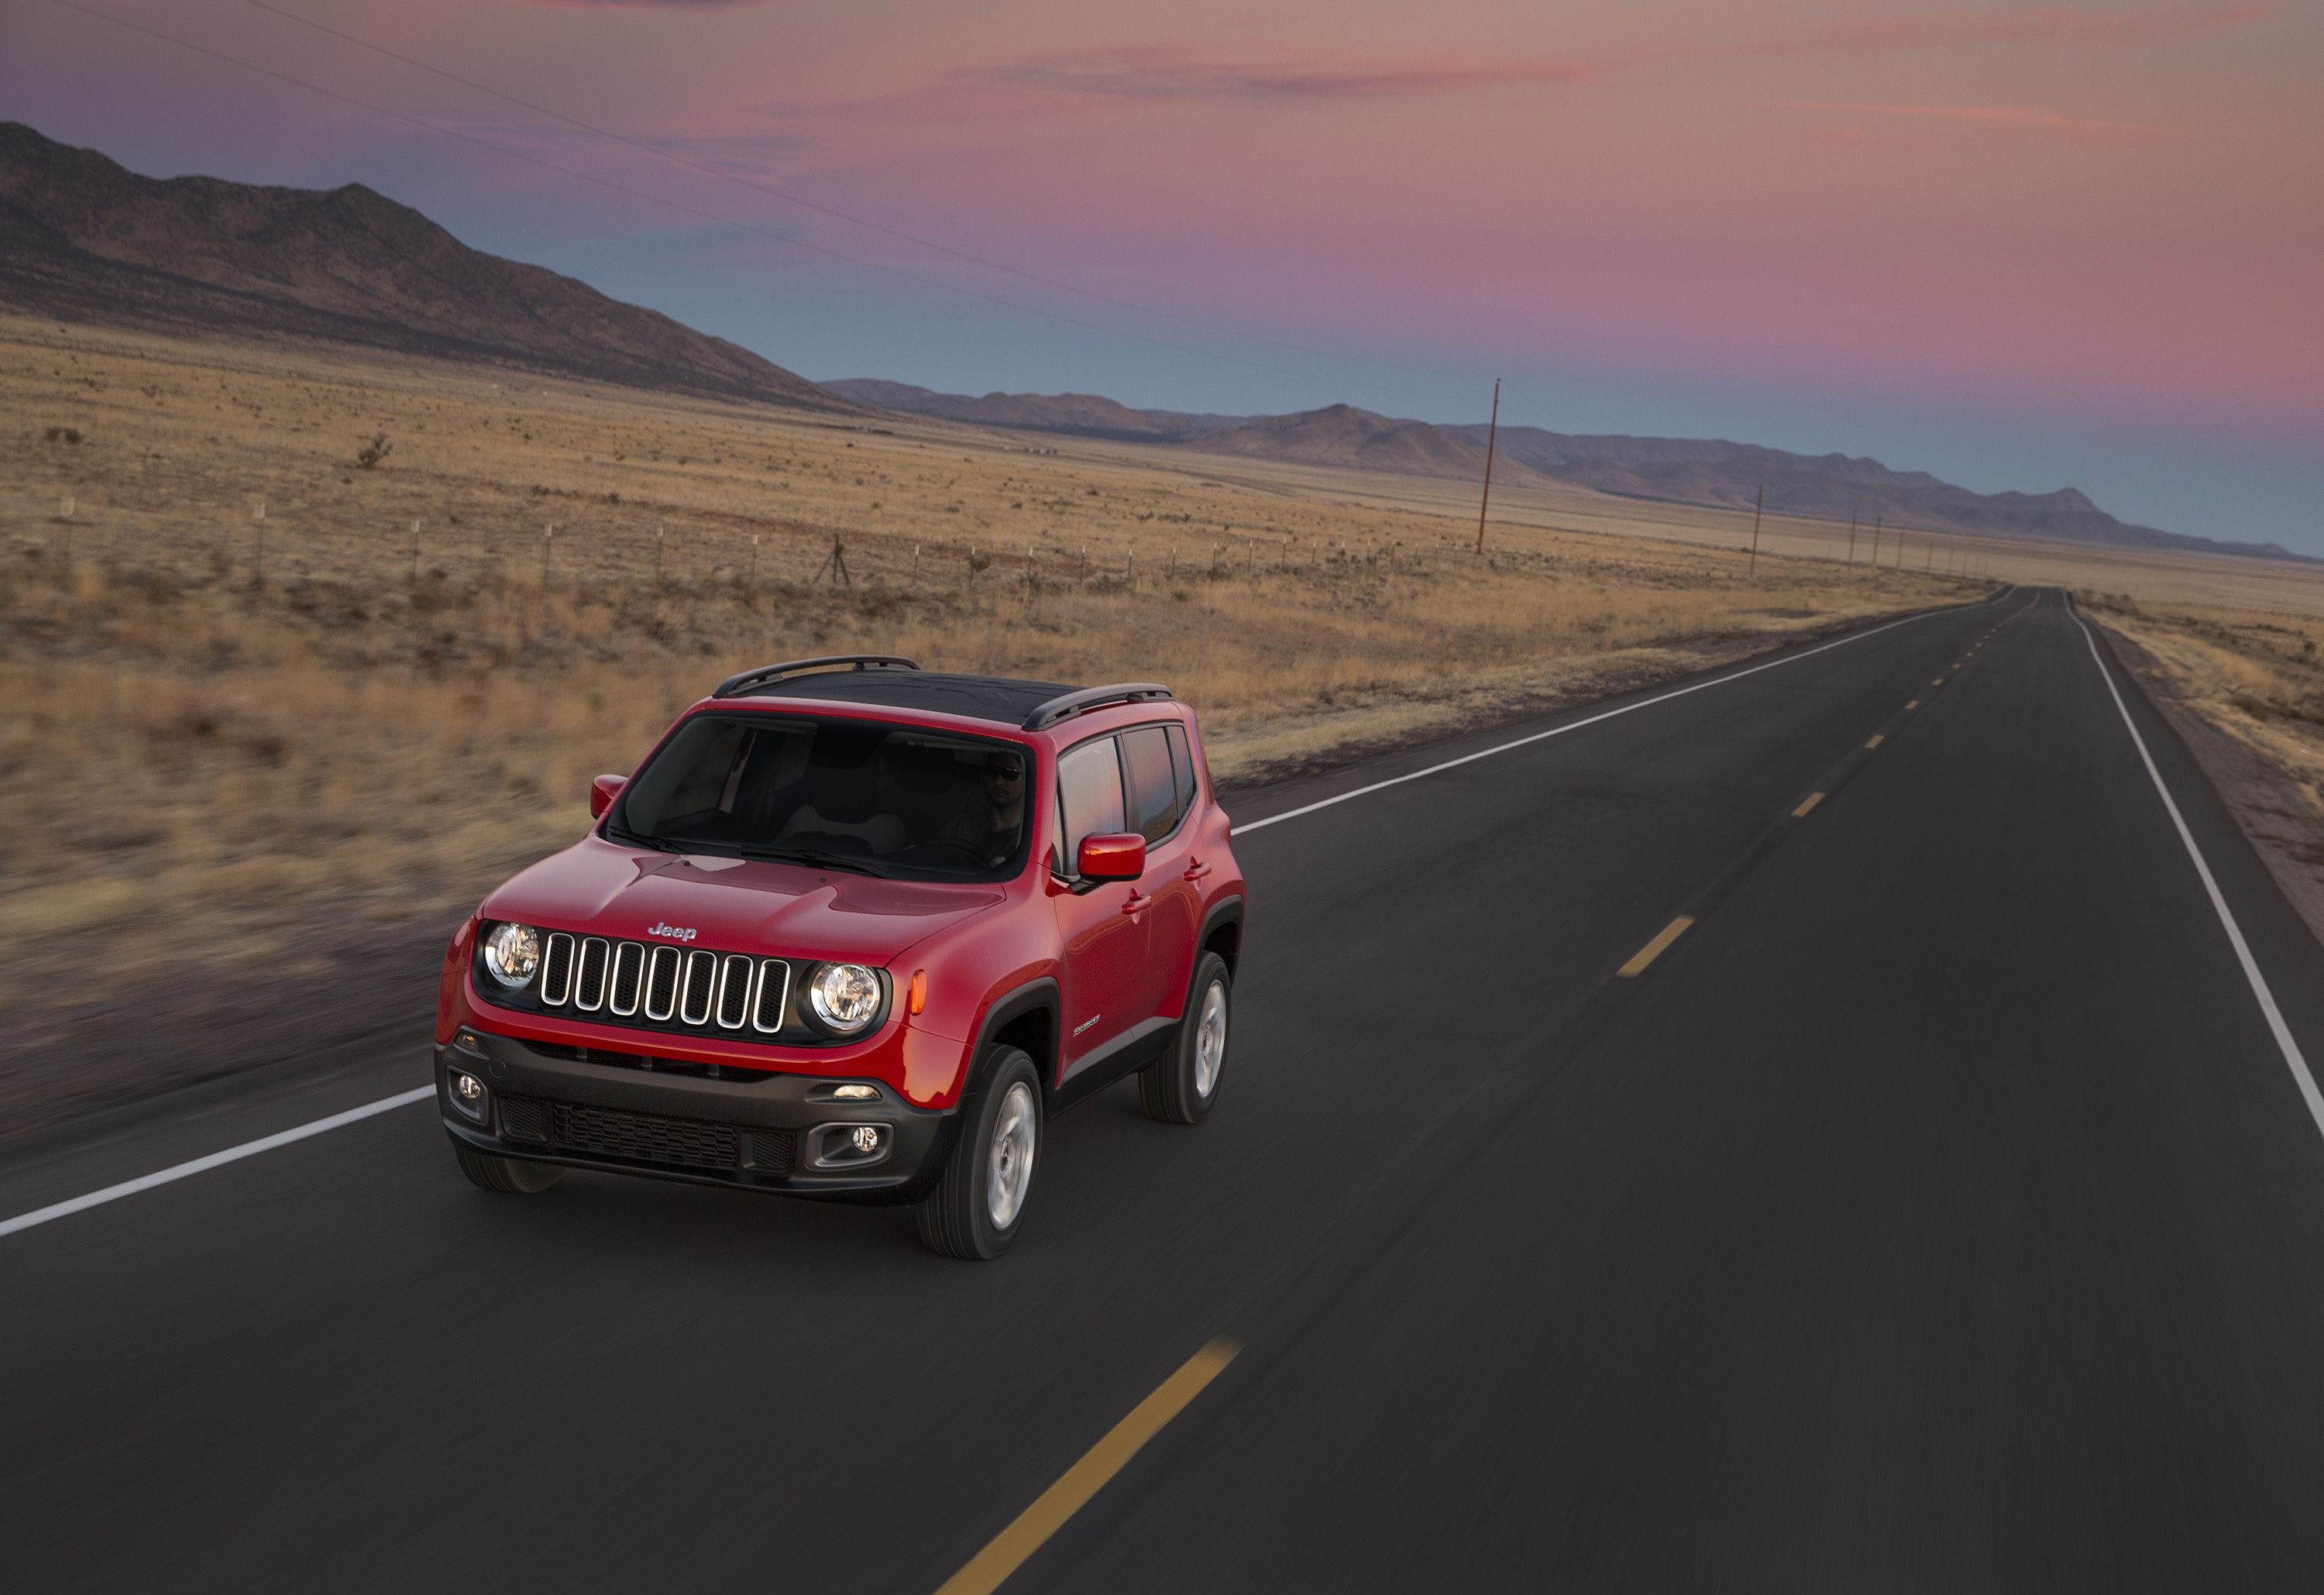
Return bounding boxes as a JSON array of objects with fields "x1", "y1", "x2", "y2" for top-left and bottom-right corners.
[{"x1": 432, "y1": 656, "x2": 1246, "y2": 1258}]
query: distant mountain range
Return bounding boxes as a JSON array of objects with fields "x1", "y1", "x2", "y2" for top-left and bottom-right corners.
[
  {"x1": 826, "y1": 382, "x2": 2309, "y2": 564},
  {"x1": 1, "y1": 121, "x2": 2291, "y2": 563},
  {"x1": 0, "y1": 122, "x2": 844, "y2": 411}
]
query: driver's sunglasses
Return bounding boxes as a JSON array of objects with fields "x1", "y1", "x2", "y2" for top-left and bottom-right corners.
[{"x1": 991, "y1": 763, "x2": 1023, "y2": 782}]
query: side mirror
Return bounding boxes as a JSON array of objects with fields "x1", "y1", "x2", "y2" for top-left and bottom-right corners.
[
  {"x1": 1076, "y1": 832, "x2": 1146, "y2": 882},
  {"x1": 590, "y1": 773, "x2": 628, "y2": 819}
]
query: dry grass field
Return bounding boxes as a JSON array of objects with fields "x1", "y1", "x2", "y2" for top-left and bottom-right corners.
[{"x1": 14, "y1": 309, "x2": 2314, "y2": 1126}]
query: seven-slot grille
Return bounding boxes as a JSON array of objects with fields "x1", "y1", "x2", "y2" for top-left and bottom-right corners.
[
  {"x1": 499, "y1": 1094, "x2": 793, "y2": 1174},
  {"x1": 538, "y1": 935, "x2": 790, "y2": 1034}
]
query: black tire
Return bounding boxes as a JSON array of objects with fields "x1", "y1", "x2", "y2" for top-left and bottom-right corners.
[
  {"x1": 1140, "y1": 951, "x2": 1231, "y2": 1125},
  {"x1": 916, "y1": 1047, "x2": 1042, "y2": 1260},
  {"x1": 451, "y1": 1136, "x2": 563, "y2": 1194}
]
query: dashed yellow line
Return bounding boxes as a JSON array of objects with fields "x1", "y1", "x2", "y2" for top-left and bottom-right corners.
[
  {"x1": 1906, "y1": 700, "x2": 1920, "y2": 710},
  {"x1": 1792, "y1": 792, "x2": 1825, "y2": 818},
  {"x1": 1618, "y1": 916, "x2": 1696, "y2": 978},
  {"x1": 1865, "y1": 734, "x2": 1884, "y2": 749},
  {"x1": 933, "y1": 1339, "x2": 1241, "y2": 1595}
]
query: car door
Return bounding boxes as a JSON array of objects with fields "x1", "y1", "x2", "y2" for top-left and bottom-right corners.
[
  {"x1": 1051, "y1": 734, "x2": 1151, "y2": 1084},
  {"x1": 1119, "y1": 723, "x2": 1198, "y2": 1024}
]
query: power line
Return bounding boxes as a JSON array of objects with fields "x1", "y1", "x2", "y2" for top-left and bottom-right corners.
[
  {"x1": 242, "y1": 0, "x2": 1459, "y2": 389},
  {"x1": 44, "y1": 0, "x2": 1482, "y2": 411}
]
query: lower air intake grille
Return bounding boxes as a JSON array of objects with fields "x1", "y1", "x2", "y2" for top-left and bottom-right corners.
[
  {"x1": 743, "y1": 1129, "x2": 795, "y2": 1174},
  {"x1": 501, "y1": 1096, "x2": 549, "y2": 1143},
  {"x1": 546, "y1": 1099, "x2": 740, "y2": 1170}
]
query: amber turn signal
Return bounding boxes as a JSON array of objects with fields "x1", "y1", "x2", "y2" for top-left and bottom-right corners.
[{"x1": 907, "y1": 968, "x2": 927, "y2": 1016}]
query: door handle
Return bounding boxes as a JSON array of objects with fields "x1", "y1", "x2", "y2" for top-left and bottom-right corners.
[
  {"x1": 1122, "y1": 892, "x2": 1153, "y2": 916},
  {"x1": 1181, "y1": 860, "x2": 1212, "y2": 882}
]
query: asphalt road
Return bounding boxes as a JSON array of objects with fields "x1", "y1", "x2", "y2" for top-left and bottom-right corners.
[{"x1": 10, "y1": 588, "x2": 2324, "y2": 1593}]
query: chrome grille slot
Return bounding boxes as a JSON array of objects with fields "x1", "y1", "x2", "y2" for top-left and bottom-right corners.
[
  {"x1": 679, "y1": 950, "x2": 718, "y2": 1026},
  {"x1": 716, "y1": 955, "x2": 754, "y2": 1030},
  {"x1": 575, "y1": 937, "x2": 610, "y2": 1011},
  {"x1": 608, "y1": 942, "x2": 644, "y2": 1016},
  {"x1": 540, "y1": 933, "x2": 576, "y2": 1005},
  {"x1": 751, "y1": 960, "x2": 790, "y2": 1033},
  {"x1": 491, "y1": 936, "x2": 809, "y2": 1044},
  {"x1": 645, "y1": 946, "x2": 680, "y2": 1020}
]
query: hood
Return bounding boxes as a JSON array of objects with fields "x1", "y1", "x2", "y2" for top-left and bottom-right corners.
[{"x1": 480, "y1": 837, "x2": 1006, "y2": 966}]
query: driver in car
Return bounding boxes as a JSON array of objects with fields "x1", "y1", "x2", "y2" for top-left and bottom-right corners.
[{"x1": 944, "y1": 751, "x2": 1026, "y2": 864}]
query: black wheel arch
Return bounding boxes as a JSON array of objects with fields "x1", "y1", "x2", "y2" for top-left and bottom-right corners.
[{"x1": 1197, "y1": 894, "x2": 1244, "y2": 984}]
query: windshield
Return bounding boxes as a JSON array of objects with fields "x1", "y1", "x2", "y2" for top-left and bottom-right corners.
[{"x1": 609, "y1": 713, "x2": 1034, "y2": 882}]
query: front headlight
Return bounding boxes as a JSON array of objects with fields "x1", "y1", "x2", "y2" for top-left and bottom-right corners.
[
  {"x1": 806, "y1": 963, "x2": 883, "y2": 1033},
  {"x1": 483, "y1": 922, "x2": 541, "y2": 987}
]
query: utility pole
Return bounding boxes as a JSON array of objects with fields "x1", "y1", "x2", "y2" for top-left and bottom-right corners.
[
  {"x1": 1473, "y1": 378, "x2": 1501, "y2": 559},
  {"x1": 1748, "y1": 484, "x2": 1765, "y2": 579},
  {"x1": 1869, "y1": 516, "x2": 1882, "y2": 567},
  {"x1": 1846, "y1": 511, "x2": 1858, "y2": 565}
]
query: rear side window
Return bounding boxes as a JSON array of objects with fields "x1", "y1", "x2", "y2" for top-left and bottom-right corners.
[
  {"x1": 1122, "y1": 727, "x2": 1179, "y2": 844},
  {"x1": 1165, "y1": 724, "x2": 1196, "y2": 816},
  {"x1": 1057, "y1": 737, "x2": 1126, "y2": 868}
]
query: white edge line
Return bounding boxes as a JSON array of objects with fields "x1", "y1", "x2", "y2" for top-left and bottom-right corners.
[
  {"x1": 2070, "y1": 606, "x2": 2324, "y2": 1141},
  {"x1": 1229, "y1": 594, "x2": 2003, "y2": 836},
  {"x1": 0, "y1": 1085, "x2": 437, "y2": 1240}
]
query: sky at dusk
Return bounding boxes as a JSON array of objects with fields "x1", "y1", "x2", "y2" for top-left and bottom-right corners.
[{"x1": 7, "y1": 0, "x2": 2320, "y2": 550}]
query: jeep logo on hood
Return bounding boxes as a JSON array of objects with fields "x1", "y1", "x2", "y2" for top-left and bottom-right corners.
[{"x1": 646, "y1": 923, "x2": 699, "y2": 943}]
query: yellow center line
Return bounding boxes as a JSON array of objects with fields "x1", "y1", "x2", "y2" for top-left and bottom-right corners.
[
  {"x1": 1864, "y1": 734, "x2": 1883, "y2": 748},
  {"x1": 933, "y1": 1339, "x2": 1241, "y2": 1595},
  {"x1": 1931, "y1": 677, "x2": 1944, "y2": 686},
  {"x1": 1791, "y1": 792, "x2": 1825, "y2": 818},
  {"x1": 1906, "y1": 700, "x2": 1920, "y2": 710},
  {"x1": 1618, "y1": 916, "x2": 1696, "y2": 978}
]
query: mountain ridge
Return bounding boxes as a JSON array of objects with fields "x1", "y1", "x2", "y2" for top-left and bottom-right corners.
[
  {"x1": 0, "y1": 122, "x2": 847, "y2": 412},
  {"x1": 824, "y1": 380, "x2": 2309, "y2": 564}
]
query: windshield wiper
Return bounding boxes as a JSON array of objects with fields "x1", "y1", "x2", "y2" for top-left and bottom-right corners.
[
  {"x1": 604, "y1": 822, "x2": 679, "y2": 854},
  {"x1": 735, "y1": 844, "x2": 889, "y2": 878}
]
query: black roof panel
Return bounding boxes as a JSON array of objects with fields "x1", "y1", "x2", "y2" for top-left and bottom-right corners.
[{"x1": 731, "y1": 671, "x2": 1081, "y2": 726}]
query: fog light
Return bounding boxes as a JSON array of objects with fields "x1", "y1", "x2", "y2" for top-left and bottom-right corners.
[
  {"x1": 832, "y1": 1084, "x2": 878, "y2": 1101},
  {"x1": 449, "y1": 1071, "x2": 488, "y2": 1123},
  {"x1": 810, "y1": 1122, "x2": 891, "y2": 1169}
]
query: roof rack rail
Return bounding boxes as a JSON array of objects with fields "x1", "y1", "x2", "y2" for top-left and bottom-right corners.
[
  {"x1": 711, "y1": 655, "x2": 920, "y2": 699},
  {"x1": 1021, "y1": 682, "x2": 1174, "y2": 732}
]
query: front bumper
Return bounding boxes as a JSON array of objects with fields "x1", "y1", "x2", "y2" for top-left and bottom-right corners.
[{"x1": 436, "y1": 1028, "x2": 954, "y2": 1205}]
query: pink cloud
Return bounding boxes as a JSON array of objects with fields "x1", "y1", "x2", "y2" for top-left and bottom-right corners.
[
  {"x1": 498, "y1": 1, "x2": 775, "y2": 10},
  {"x1": 1786, "y1": 101, "x2": 2179, "y2": 144},
  {"x1": 1775, "y1": 2, "x2": 2272, "y2": 54},
  {"x1": 874, "y1": 7, "x2": 2270, "y2": 125},
  {"x1": 971, "y1": 42, "x2": 1597, "y2": 101}
]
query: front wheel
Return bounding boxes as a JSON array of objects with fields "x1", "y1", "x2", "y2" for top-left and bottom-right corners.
[
  {"x1": 916, "y1": 1047, "x2": 1042, "y2": 1260},
  {"x1": 1140, "y1": 951, "x2": 1231, "y2": 1125},
  {"x1": 451, "y1": 1136, "x2": 563, "y2": 1194}
]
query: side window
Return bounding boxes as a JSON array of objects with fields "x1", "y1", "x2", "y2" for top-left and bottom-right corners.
[
  {"x1": 1122, "y1": 727, "x2": 1179, "y2": 844},
  {"x1": 1164, "y1": 724, "x2": 1197, "y2": 817},
  {"x1": 1056, "y1": 737, "x2": 1126, "y2": 870}
]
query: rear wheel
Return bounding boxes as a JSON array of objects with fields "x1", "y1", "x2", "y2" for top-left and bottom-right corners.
[
  {"x1": 451, "y1": 1136, "x2": 563, "y2": 1194},
  {"x1": 916, "y1": 1047, "x2": 1041, "y2": 1260},
  {"x1": 1140, "y1": 951, "x2": 1231, "y2": 1125}
]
